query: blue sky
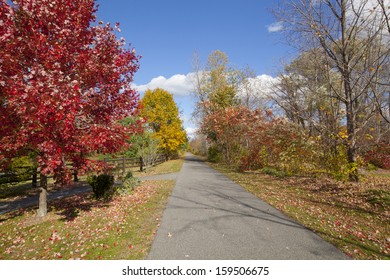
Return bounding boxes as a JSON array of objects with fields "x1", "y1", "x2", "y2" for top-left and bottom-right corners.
[{"x1": 95, "y1": 0, "x2": 292, "y2": 136}]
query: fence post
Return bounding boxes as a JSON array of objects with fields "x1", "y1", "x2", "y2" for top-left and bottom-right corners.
[
  {"x1": 73, "y1": 170, "x2": 79, "y2": 182},
  {"x1": 122, "y1": 157, "x2": 126, "y2": 178},
  {"x1": 139, "y1": 156, "x2": 143, "y2": 172},
  {"x1": 32, "y1": 167, "x2": 38, "y2": 188}
]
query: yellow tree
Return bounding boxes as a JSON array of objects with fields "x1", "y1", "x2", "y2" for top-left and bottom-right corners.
[{"x1": 141, "y1": 88, "x2": 187, "y2": 157}]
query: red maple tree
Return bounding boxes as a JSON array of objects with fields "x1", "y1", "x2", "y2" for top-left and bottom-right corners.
[{"x1": 0, "y1": 0, "x2": 142, "y2": 216}]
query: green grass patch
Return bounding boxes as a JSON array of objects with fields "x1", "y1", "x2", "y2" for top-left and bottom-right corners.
[
  {"x1": 0, "y1": 181, "x2": 34, "y2": 200},
  {"x1": 137, "y1": 158, "x2": 184, "y2": 177},
  {"x1": 260, "y1": 167, "x2": 286, "y2": 178},
  {"x1": 370, "y1": 170, "x2": 390, "y2": 178},
  {"x1": 0, "y1": 180, "x2": 175, "y2": 259},
  {"x1": 208, "y1": 161, "x2": 390, "y2": 260}
]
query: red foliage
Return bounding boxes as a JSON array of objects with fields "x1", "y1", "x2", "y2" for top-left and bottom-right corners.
[
  {"x1": 0, "y1": 0, "x2": 142, "y2": 182},
  {"x1": 364, "y1": 142, "x2": 390, "y2": 169},
  {"x1": 201, "y1": 105, "x2": 273, "y2": 169},
  {"x1": 201, "y1": 105, "x2": 311, "y2": 172}
]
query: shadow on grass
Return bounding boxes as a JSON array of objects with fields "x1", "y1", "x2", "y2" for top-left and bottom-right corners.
[
  {"x1": 0, "y1": 182, "x2": 35, "y2": 200},
  {"x1": 50, "y1": 193, "x2": 112, "y2": 222},
  {"x1": 0, "y1": 192, "x2": 112, "y2": 223},
  {"x1": 0, "y1": 208, "x2": 28, "y2": 223},
  {"x1": 313, "y1": 227, "x2": 390, "y2": 259}
]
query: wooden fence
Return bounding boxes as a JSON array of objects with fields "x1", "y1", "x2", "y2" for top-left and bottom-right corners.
[
  {"x1": 103, "y1": 154, "x2": 167, "y2": 179},
  {"x1": 0, "y1": 154, "x2": 168, "y2": 185}
]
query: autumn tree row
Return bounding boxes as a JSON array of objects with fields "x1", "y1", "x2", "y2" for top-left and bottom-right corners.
[
  {"x1": 192, "y1": 0, "x2": 389, "y2": 181},
  {"x1": 192, "y1": 51, "x2": 326, "y2": 177},
  {"x1": 274, "y1": 0, "x2": 390, "y2": 179}
]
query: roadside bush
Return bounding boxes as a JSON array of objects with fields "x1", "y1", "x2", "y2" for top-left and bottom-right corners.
[
  {"x1": 208, "y1": 145, "x2": 222, "y2": 163},
  {"x1": 364, "y1": 142, "x2": 390, "y2": 169},
  {"x1": 114, "y1": 171, "x2": 140, "y2": 196},
  {"x1": 239, "y1": 148, "x2": 265, "y2": 172},
  {"x1": 124, "y1": 171, "x2": 134, "y2": 180},
  {"x1": 260, "y1": 167, "x2": 286, "y2": 178},
  {"x1": 87, "y1": 174, "x2": 114, "y2": 199},
  {"x1": 0, "y1": 156, "x2": 35, "y2": 184}
]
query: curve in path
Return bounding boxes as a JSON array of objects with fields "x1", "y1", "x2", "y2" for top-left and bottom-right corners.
[{"x1": 147, "y1": 153, "x2": 349, "y2": 260}]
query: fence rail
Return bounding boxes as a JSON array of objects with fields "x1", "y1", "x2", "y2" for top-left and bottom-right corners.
[
  {"x1": 103, "y1": 154, "x2": 167, "y2": 179},
  {"x1": 0, "y1": 154, "x2": 168, "y2": 185}
]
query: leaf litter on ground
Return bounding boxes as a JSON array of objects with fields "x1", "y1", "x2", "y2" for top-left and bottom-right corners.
[{"x1": 0, "y1": 180, "x2": 175, "y2": 260}]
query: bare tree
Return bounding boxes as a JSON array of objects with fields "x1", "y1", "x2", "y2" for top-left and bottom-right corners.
[
  {"x1": 237, "y1": 67, "x2": 275, "y2": 110},
  {"x1": 272, "y1": 49, "x2": 345, "y2": 159},
  {"x1": 275, "y1": 0, "x2": 390, "y2": 180},
  {"x1": 377, "y1": 0, "x2": 390, "y2": 34},
  {"x1": 191, "y1": 51, "x2": 240, "y2": 121}
]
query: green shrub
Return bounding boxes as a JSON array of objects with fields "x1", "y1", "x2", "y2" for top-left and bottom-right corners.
[
  {"x1": 87, "y1": 174, "x2": 114, "y2": 199},
  {"x1": 0, "y1": 156, "x2": 35, "y2": 184},
  {"x1": 208, "y1": 146, "x2": 222, "y2": 163},
  {"x1": 124, "y1": 171, "x2": 134, "y2": 180},
  {"x1": 366, "y1": 163, "x2": 378, "y2": 172},
  {"x1": 115, "y1": 171, "x2": 140, "y2": 196},
  {"x1": 260, "y1": 167, "x2": 286, "y2": 178}
]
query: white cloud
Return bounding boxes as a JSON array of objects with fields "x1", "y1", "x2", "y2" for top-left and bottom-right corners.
[
  {"x1": 134, "y1": 73, "x2": 196, "y2": 96},
  {"x1": 252, "y1": 74, "x2": 279, "y2": 93},
  {"x1": 185, "y1": 127, "x2": 198, "y2": 139},
  {"x1": 347, "y1": 0, "x2": 390, "y2": 27},
  {"x1": 238, "y1": 74, "x2": 279, "y2": 98},
  {"x1": 267, "y1": 21, "x2": 283, "y2": 33}
]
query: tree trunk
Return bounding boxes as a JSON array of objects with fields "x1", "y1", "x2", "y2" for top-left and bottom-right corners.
[
  {"x1": 341, "y1": 1, "x2": 358, "y2": 182},
  {"x1": 37, "y1": 173, "x2": 48, "y2": 217},
  {"x1": 345, "y1": 99, "x2": 359, "y2": 182},
  {"x1": 139, "y1": 156, "x2": 144, "y2": 172}
]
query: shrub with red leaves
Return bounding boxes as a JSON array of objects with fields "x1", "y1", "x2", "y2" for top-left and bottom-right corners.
[{"x1": 364, "y1": 142, "x2": 390, "y2": 169}]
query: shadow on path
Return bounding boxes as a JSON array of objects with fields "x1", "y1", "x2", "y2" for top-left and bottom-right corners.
[{"x1": 147, "y1": 153, "x2": 350, "y2": 260}]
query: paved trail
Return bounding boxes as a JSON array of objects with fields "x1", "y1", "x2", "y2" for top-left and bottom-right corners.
[{"x1": 148, "y1": 153, "x2": 349, "y2": 260}]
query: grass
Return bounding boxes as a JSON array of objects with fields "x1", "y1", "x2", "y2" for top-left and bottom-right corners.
[
  {"x1": 137, "y1": 158, "x2": 184, "y2": 177},
  {"x1": 0, "y1": 180, "x2": 175, "y2": 259},
  {"x1": 0, "y1": 158, "x2": 183, "y2": 202},
  {"x1": 0, "y1": 181, "x2": 35, "y2": 200},
  {"x1": 208, "y1": 162, "x2": 390, "y2": 260}
]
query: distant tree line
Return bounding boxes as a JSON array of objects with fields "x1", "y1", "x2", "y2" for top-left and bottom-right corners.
[{"x1": 190, "y1": 0, "x2": 389, "y2": 181}]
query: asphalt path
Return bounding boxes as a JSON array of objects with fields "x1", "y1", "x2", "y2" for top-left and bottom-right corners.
[{"x1": 147, "y1": 153, "x2": 349, "y2": 260}]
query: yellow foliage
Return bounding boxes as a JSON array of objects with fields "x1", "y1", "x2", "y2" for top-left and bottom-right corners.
[
  {"x1": 338, "y1": 129, "x2": 348, "y2": 139},
  {"x1": 141, "y1": 88, "x2": 187, "y2": 155}
]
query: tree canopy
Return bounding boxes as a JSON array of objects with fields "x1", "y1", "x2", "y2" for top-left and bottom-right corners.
[
  {"x1": 141, "y1": 88, "x2": 187, "y2": 157},
  {"x1": 0, "y1": 0, "x2": 142, "y2": 215}
]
